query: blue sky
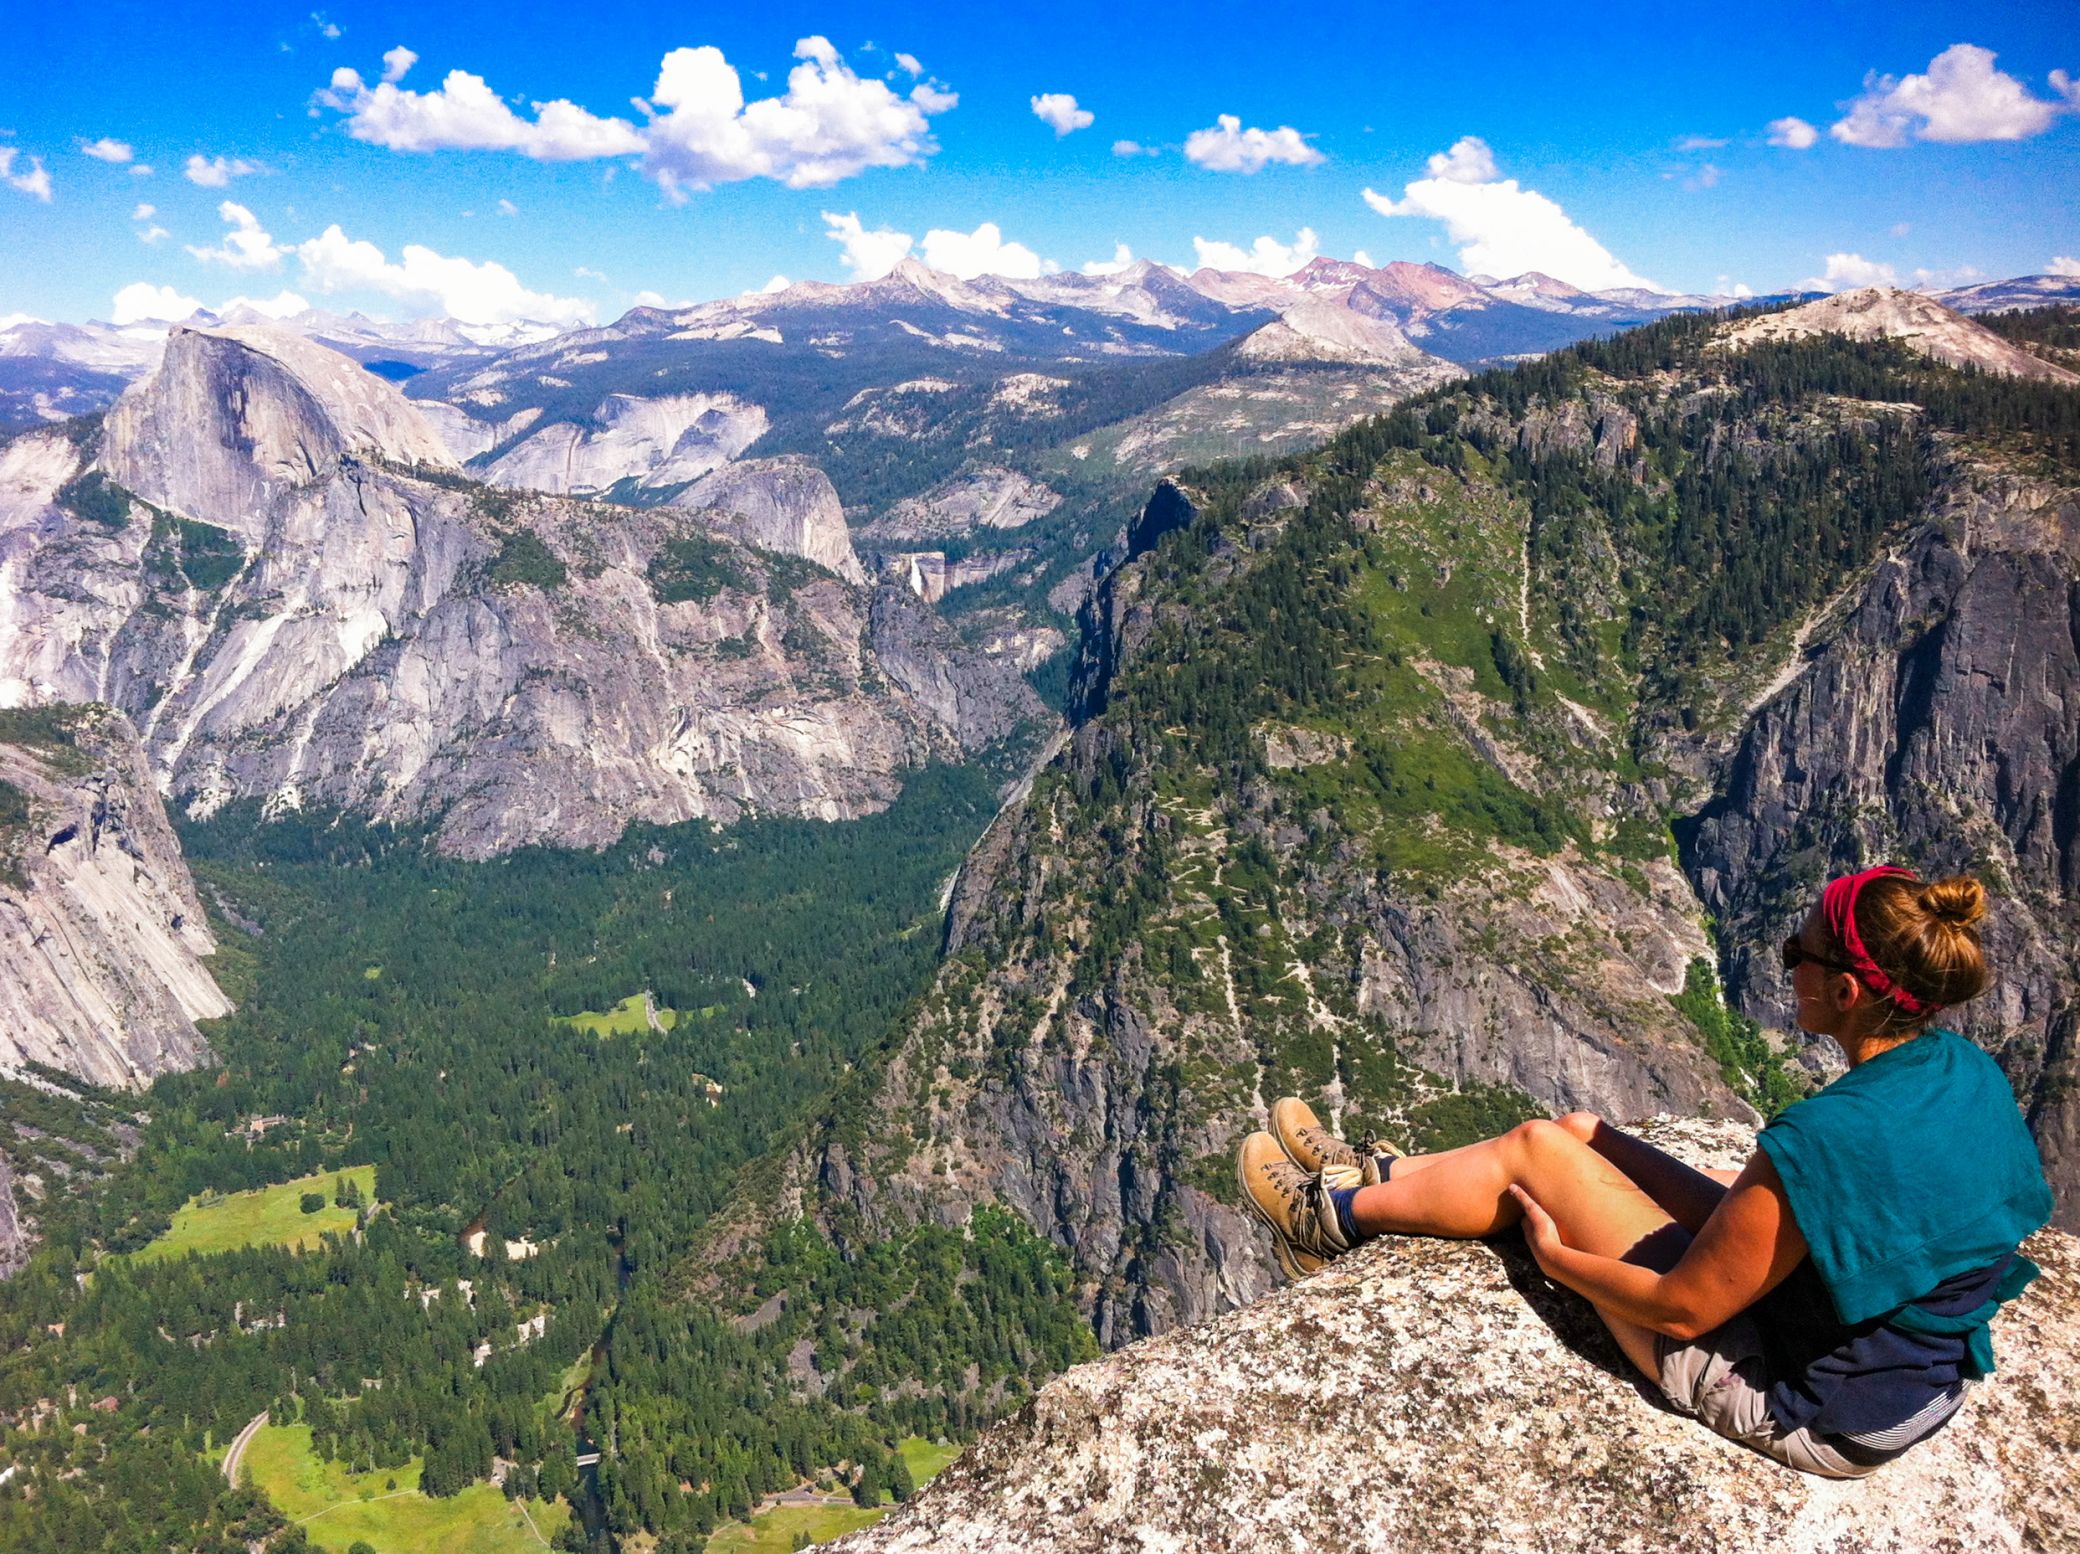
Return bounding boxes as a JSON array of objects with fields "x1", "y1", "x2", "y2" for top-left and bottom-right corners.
[{"x1": 2, "y1": 0, "x2": 2076, "y2": 326}]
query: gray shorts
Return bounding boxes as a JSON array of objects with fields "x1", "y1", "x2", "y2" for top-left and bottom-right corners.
[{"x1": 1654, "y1": 1315, "x2": 1879, "y2": 1479}]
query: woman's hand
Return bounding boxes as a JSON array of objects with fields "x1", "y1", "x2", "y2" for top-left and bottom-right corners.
[{"x1": 1507, "y1": 1183, "x2": 1563, "y2": 1270}]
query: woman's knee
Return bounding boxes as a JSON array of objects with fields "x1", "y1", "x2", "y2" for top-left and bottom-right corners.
[
  {"x1": 1555, "y1": 1110, "x2": 1603, "y2": 1145},
  {"x1": 1503, "y1": 1117, "x2": 1578, "y2": 1166}
]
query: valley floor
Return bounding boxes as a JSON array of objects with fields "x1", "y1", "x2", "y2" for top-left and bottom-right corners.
[{"x1": 240, "y1": 1423, "x2": 572, "y2": 1554}]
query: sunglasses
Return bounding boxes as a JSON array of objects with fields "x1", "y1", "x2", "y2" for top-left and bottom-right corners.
[{"x1": 1780, "y1": 935, "x2": 1855, "y2": 975}]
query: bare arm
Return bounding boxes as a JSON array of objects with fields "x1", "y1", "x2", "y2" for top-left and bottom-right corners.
[
  {"x1": 1510, "y1": 1149, "x2": 1808, "y2": 1340},
  {"x1": 1577, "y1": 1117, "x2": 1737, "y2": 1234}
]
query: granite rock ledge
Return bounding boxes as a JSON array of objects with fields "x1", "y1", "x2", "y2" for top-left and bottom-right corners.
[{"x1": 830, "y1": 1119, "x2": 2078, "y2": 1554}]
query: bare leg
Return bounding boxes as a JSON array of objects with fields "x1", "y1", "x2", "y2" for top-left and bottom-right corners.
[{"x1": 1349, "y1": 1118, "x2": 1691, "y2": 1382}]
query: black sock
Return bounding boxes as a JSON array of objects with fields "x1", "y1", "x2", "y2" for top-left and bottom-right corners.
[
  {"x1": 1328, "y1": 1185, "x2": 1361, "y2": 1243},
  {"x1": 1375, "y1": 1154, "x2": 1395, "y2": 1182}
]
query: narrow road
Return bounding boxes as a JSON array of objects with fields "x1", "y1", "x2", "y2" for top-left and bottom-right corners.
[{"x1": 222, "y1": 1409, "x2": 268, "y2": 1484}]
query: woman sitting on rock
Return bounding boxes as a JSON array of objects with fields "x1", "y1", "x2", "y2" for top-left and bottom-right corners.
[{"x1": 1238, "y1": 866, "x2": 2053, "y2": 1477}]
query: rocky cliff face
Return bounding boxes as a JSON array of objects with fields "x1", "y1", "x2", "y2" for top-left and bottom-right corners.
[
  {"x1": 1686, "y1": 464, "x2": 2080, "y2": 1226},
  {"x1": 831, "y1": 1119, "x2": 2079, "y2": 1554},
  {"x1": 673, "y1": 456, "x2": 868, "y2": 584},
  {"x1": 789, "y1": 453, "x2": 1754, "y2": 1345},
  {"x1": 0, "y1": 703, "x2": 225, "y2": 1088},
  {"x1": 0, "y1": 325, "x2": 1026, "y2": 857},
  {"x1": 100, "y1": 323, "x2": 454, "y2": 542},
  {"x1": 471, "y1": 392, "x2": 768, "y2": 496}
]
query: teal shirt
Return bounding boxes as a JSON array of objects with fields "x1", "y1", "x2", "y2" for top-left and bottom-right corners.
[{"x1": 1756, "y1": 1028, "x2": 2053, "y2": 1373}]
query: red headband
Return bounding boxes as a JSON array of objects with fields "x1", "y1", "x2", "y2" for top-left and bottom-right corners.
[{"x1": 1820, "y1": 865, "x2": 1939, "y2": 1015}]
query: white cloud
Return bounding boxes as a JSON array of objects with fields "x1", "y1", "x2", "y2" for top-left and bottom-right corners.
[
  {"x1": 1423, "y1": 136, "x2": 1496, "y2": 183},
  {"x1": 1183, "y1": 114, "x2": 1323, "y2": 173},
  {"x1": 324, "y1": 37, "x2": 953, "y2": 197},
  {"x1": 1352, "y1": 249, "x2": 1374, "y2": 268},
  {"x1": 311, "y1": 11, "x2": 341, "y2": 40},
  {"x1": 1713, "y1": 275, "x2": 1756, "y2": 299},
  {"x1": 631, "y1": 289, "x2": 694, "y2": 308},
  {"x1": 112, "y1": 281, "x2": 203, "y2": 324},
  {"x1": 644, "y1": 36, "x2": 951, "y2": 192},
  {"x1": 893, "y1": 53, "x2": 923, "y2": 77},
  {"x1": 496, "y1": 197, "x2": 518, "y2": 216},
  {"x1": 184, "y1": 154, "x2": 262, "y2": 187},
  {"x1": 574, "y1": 265, "x2": 607, "y2": 281},
  {"x1": 321, "y1": 64, "x2": 644, "y2": 159},
  {"x1": 920, "y1": 221, "x2": 1044, "y2": 279},
  {"x1": 293, "y1": 224, "x2": 595, "y2": 326},
  {"x1": 1110, "y1": 138, "x2": 1156, "y2": 158},
  {"x1": 137, "y1": 224, "x2": 169, "y2": 244},
  {"x1": 380, "y1": 45, "x2": 416, "y2": 84},
  {"x1": 1031, "y1": 93, "x2": 1094, "y2": 136},
  {"x1": 1802, "y1": 252, "x2": 1899, "y2": 291},
  {"x1": 131, "y1": 201, "x2": 155, "y2": 220},
  {"x1": 821, "y1": 210, "x2": 914, "y2": 279},
  {"x1": 1766, "y1": 116, "x2": 1819, "y2": 149},
  {"x1": 757, "y1": 274, "x2": 791, "y2": 293},
  {"x1": 1831, "y1": 43, "x2": 2074, "y2": 147},
  {"x1": 1673, "y1": 134, "x2": 1728, "y2": 151},
  {"x1": 1890, "y1": 221, "x2": 1912, "y2": 237},
  {"x1": 1191, "y1": 227, "x2": 1320, "y2": 276},
  {"x1": 2049, "y1": 256, "x2": 2080, "y2": 277},
  {"x1": 1, "y1": 148, "x2": 52, "y2": 202},
  {"x1": 130, "y1": 163, "x2": 153, "y2": 177},
  {"x1": 81, "y1": 137, "x2": 133, "y2": 163},
  {"x1": 1081, "y1": 243, "x2": 1136, "y2": 276},
  {"x1": 186, "y1": 201, "x2": 287, "y2": 269},
  {"x1": 1362, "y1": 136, "x2": 1660, "y2": 292},
  {"x1": 221, "y1": 289, "x2": 311, "y2": 318}
]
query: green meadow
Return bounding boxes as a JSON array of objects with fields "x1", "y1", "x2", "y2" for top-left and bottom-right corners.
[
  {"x1": 553, "y1": 991, "x2": 676, "y2": 1037},
  {"x1": 242, "y1": 1423, "x2": 570, "y2": 1554},
  {"x1": 702, "y1": 1438, "x2": 961, "y2": 1553},
  {"x1": 133, "y1": 1165, "x2": 377, "y2": 1263}
]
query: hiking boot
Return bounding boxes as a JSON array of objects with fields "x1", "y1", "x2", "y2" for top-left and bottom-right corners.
[
  {"x1": 1236, "y1": 1131, "x2": 1359, "y2": 1279},
  {"x1": 1270, "y1": 1097, "x2": 1404, "y2": 1185}
]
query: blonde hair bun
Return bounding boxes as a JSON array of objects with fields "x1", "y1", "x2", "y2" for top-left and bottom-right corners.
[{"x1": 1918, "y1": 875, "x2": 1988, "y2": 931}]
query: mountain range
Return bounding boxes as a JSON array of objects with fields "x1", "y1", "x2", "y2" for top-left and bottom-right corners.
[{"x1": 0, "y1": 254, "x2": 2029, "y2": 436}]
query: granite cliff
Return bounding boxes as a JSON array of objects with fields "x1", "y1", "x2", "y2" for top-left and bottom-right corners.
[
  {"x1": 0, "y1": 702, "x2": 224, "y2": 1086},
  {"x1": 1686, "y1": 462, "x2": 2080, "y2": 1227},
  {"x1": 0, "y1": 704, "x2": 225, "y2": 1269}
]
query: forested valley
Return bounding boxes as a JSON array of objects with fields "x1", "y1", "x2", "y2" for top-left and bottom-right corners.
[{"x1": 0, "y1": 758, "x2": 1096, "y2": 1552}]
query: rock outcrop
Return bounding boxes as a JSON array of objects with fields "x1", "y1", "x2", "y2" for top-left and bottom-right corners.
[
  {"x1": 100, "y1": 323, "x2": 454, "y2": 540},
  {"x1": 832, "y1": 1120, "x2": 2079, "y2": 1554},
  {"x1": 0, "y1": 705, "x2": 225, "y2": 1088},
  {"x1": 864, "y1": 466, "x2": 1061, "y2": 543},
  {"x1": 673, "y1": 456, "x2": 868, "y2": 584},
  {"x1": 868, "y1": 588, "x2": 1050, "y2": 751},
  {"x1": 475, "y1": 391, "x2": 768, "y2": 495},
  {"x1": 1717, "y1": 287, "x2": 2080, "y2": 384}
]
